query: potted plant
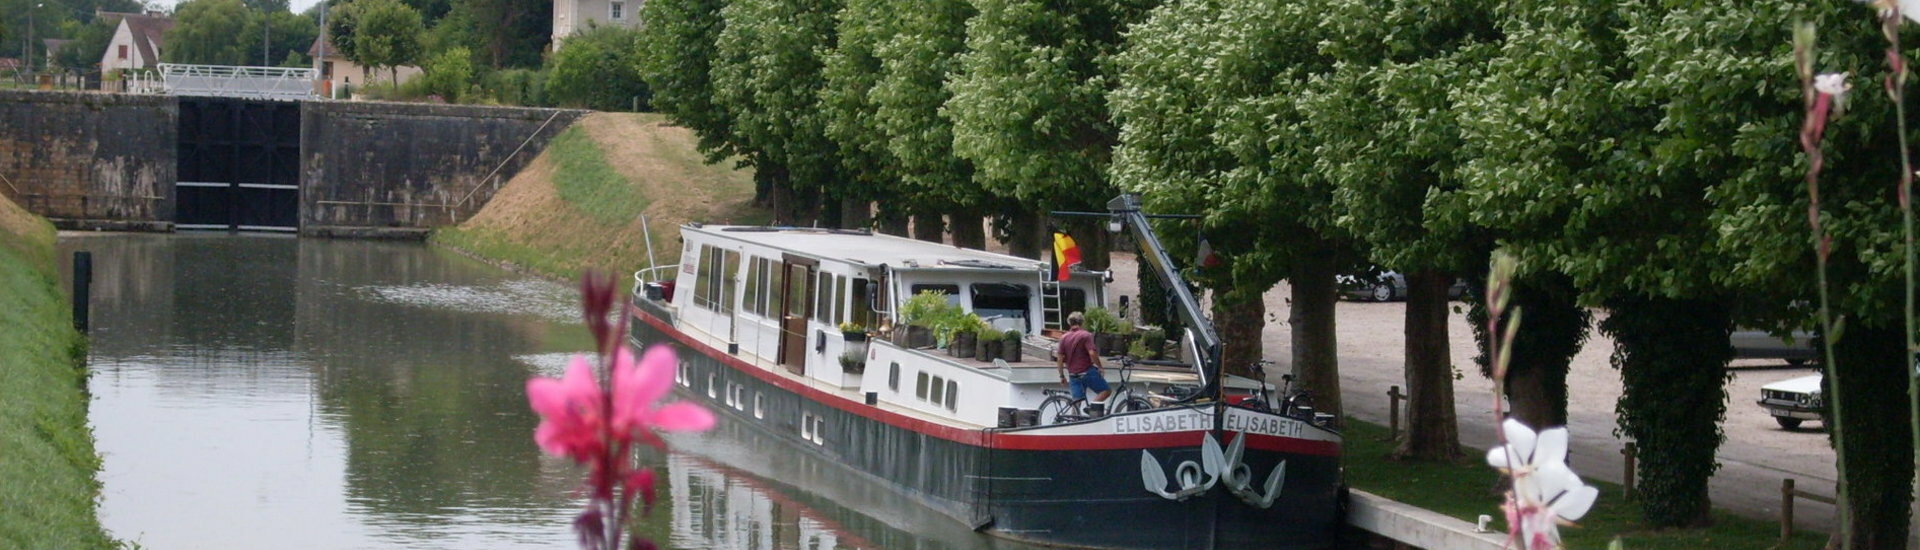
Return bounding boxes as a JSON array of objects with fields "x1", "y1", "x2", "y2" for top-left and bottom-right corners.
[
  {"x1": 1001, "y1": 329, "x2": 1024, "y2": 362},
  {"x1": 897, "y1": 291, "x2": 958, "y2": 348},
  {"x1": 1082, "y1": 307, "x2": 1133, "y2": 356},
  {"x1": 1137, "y1": 327, "x2": 1166, "y2": 360},
  {"x1": 839, "y1": 321, "x2": 869, "y2": 342},
  {"x1": 838, "y1": 351, "x2": 867, "y2": 374},
  {"x1": 974, "y1": 321, "x2": 1000, "y2": 362},
  {"x1": 949, "y1": 314, "x2": 983, "y2": 359}
]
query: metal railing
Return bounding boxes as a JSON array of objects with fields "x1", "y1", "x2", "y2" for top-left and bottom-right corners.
[{"x1": 157, "y1": 63, "x2": 316, "y2": 100}]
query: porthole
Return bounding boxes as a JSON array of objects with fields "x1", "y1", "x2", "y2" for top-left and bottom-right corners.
[
  {"x1": 707, "y1": 374, "x2": 718, "y2": 398},
  {"x1": 801, "y1": 411, "x2": 817, "y2": 440},
  {"x1": 810, "y1": 414, "x2": 826, "y2": 445},
  {"x1": 731, "y1": 384, "x2": 747, "y2": 411},
  {"x1": 754, "y1": 393, "x2": 765, "y2": 419}
]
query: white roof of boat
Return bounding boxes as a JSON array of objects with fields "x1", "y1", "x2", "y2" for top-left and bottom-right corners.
[{"x1": 687, "y1": 224, "x2": 1049, "y2": 271}]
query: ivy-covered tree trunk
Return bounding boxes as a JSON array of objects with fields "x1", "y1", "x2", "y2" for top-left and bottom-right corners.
[
  {"x1": 912, "y1": 212, "x2": 944, "y2": 243},
  {"x1": 1289, "y1": 253, "x2": 1340, "y2": 418},
  {"x1": 1214, "y1": 286, "x2": 1265, "y2": 379},
  {"x1": 1078, "y1": 220, "x2": 1112, "y2": 271},
  {"x1": 876, "y1": 202, "x2": 910, "y2": 236},
  {"x1": 951, "y1": 210, "x2": 986, "y2": 249},
  {"x1": 1826, "y1": 323, "x2": 1914, "y2": 548},
  {"x1": 1469, "y1": 275, "x2": 1589, "y2": 429},
  {"x1": 1602, "y1": 295, "x2": 1730, "y2": 528},
  {"x1": 1396, "y1": 269, "x2": 1458, "y2": 460},
  {"x1": 1006, "y1": 208, "x2": 1046, "y2": 259}
]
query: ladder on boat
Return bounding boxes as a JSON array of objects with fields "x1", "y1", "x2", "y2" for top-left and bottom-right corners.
[{"x1": 1041, "y1": 279, "x2": 1064, "y2": 331}]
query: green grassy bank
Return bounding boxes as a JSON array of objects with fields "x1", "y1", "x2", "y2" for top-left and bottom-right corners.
[
  {"x1": 0, "y1": 202, "x2": 114, "y2": 548},
  {"x1": 1343, "y1": 418, "x2": 1826, "y2": 549}
]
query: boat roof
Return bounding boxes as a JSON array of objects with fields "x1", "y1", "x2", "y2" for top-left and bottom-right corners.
[{"x1": 686, "y1": 224, "x2": 1050, "y2": 272}]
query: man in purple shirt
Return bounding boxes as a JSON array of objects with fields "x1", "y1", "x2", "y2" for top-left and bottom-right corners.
[{"x1": 1056, "y1": 312, "x2": 1111, "y2": 411}]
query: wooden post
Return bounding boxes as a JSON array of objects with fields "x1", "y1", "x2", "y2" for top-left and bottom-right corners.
[
  {"x1": 1781, "y1": 478, "x2": 1795, "y2": 542},
  {"x1": 1387, "y1": 385, "x2": 1404, "y2": 441},
  {"x1": 1621, "y1": 442, "x2": 1637, "y2": 499}
]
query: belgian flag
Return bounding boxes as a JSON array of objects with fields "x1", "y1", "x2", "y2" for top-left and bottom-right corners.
[{"x1": 1052, "y1": 231, "x2": 1082, "y2": 281}]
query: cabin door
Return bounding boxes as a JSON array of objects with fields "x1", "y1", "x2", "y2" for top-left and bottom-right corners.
[{"x1": 777, "y1": 257, "x2": 817, "y2": 374}]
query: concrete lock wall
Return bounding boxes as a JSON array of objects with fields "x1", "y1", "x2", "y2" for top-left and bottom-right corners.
[
  {"x1": 0, "y1": 90, "x2": 176, "y2": 231},
  {"x1": 300, "y1": 101, "x2": 583, "y2": 238}
]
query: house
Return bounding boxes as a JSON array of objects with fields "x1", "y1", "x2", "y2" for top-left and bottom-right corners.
[
  {"x1": 97, "y1": 11, "x2": 173, "y2": 72},
  {"x1": 551, "y1": 0, "x2": 640, "y2": 50},
  {"x1": 42, "y1": 39, "x2": 73, "y2": 69},
  {"x1": 307, "y1": 33, "x2": 422, "y2": 98}
]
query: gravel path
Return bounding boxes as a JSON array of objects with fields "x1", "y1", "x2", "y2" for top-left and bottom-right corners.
[{"x1": 1099, "y1": 253, "x2": 1837, "y2": 531}]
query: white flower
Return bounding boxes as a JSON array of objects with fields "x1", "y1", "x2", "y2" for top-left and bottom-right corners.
[
  {"x1": 1814, "y1": 72, "x2": 1852, "y2": 98},
  {"x1": 1486, "y1": 419, "x2": 1599, "y2": 550}
]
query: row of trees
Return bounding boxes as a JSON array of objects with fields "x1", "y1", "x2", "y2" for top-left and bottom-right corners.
[{"x1": 636, "y1": 0, "x2": 1918, "y2": 543}]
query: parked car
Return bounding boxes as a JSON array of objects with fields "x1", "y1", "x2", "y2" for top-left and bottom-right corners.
[
  {"x1": 1756, "y1": 373, "x2": 1824, "y2": 430},
  {"x1": 1336, "y1": 271, "x2": 1467, "y2": 302},
  {"x1": 1730, "y1": 329, "x2": 1816, "y2": 366}
]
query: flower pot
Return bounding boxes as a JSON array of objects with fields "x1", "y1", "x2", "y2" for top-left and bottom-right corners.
[
  {"x1": 896, "y1": 326, "x2": 934, "y2": 348},
  {"x1": 953, "y1": 332, "x2": 977, "y2": 358},
  {"x1": 1001, "y1": 339, "x2": 1023, "y2": 362},
  {"x1": 843, "y1": 331, "x2": 869, "y2": 343},
  {"x1": 976, "y1": 337, "x2": 998, "y2": 362}
]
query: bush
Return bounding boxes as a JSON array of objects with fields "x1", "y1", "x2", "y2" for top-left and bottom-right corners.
[
  {"x1": 485, "y1": 68, "x2": 549, "y2": 107},
  {"x1": 420, "y1": 46, "x2": 477, "y2": 102},
  {"x1": 1082, "y1": 307, "x2": 1129, "y2": 334},
  {"x1": 545, "y1": 24, "x2": 650, "y2": 111}
]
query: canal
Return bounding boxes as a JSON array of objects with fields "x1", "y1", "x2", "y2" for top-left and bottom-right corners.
[{"x1": 64, "y1": 233, "x2": 1036, "y2": 550}]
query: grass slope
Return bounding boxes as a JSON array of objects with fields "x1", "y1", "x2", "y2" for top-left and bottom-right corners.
[
  {"x1": 1343, "y1": 418, "x2": 1826, "y2": 549},
  {"x1": 0, "y1": 196, "x2": 114, "y2": 548},
  {"x1": 433, "y1": 112, "x2": 767, "y2": 281}
]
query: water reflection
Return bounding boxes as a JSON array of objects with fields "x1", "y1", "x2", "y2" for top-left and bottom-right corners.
[{"x1": 67, "y1": 234, "x2": 1033, "y2": 550}]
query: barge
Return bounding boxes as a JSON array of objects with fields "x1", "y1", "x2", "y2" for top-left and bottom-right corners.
[{"x1": 628, "y1": 195, "x2": 1343, "y2": 549}]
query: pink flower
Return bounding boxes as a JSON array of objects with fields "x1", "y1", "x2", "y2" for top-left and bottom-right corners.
[
  {"x1": 613, "y1": 346, "x2": 715, "y2": 444},
  {"x1": 527, "y1": 357, "x2": 610, "y2": 462}
]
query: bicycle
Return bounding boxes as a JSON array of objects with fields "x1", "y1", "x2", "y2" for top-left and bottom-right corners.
[{"x1": 1037, "y1": 356, "x2": 1153, "y2": 425}]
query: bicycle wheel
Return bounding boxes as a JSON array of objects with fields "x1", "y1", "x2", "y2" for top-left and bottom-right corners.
[{"x1": 1037, "y1": 395, "x2": 1076, "y2": 425}]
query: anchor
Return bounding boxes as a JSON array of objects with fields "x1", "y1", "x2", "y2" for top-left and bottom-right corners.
[{"x1": 1140, "y1": 432, "x2": 1286, "y2": 507}]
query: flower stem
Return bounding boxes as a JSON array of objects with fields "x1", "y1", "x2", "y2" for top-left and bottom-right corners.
[
  {"x1": 1794, "y1": 21, "x2": 1850, "y2": 545},
  {"x1": 1883, "y1": 6, "x2": 1920, "y2": 546}
]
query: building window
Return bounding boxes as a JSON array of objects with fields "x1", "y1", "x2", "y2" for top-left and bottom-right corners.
[
  {"x1": 610, "y1": 1, "x2": 625, "y2": 20},
  {"x1": 117, "y1": 45, "x2": 128, "y2": 60}
]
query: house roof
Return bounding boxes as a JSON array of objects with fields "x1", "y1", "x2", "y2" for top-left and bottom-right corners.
[
  {"x1": 307, "y1": 33, "x2": 338, "y2": 59},
  {"x1": 42, "y1": 38, "x2": 74, "y2": 54},
  {"x1": 123, "y1": 14, "x2": 174, "y2": 63}
]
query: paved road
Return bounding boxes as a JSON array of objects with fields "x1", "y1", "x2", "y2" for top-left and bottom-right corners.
[{"x1": 1102, "y1": 257, "x2": 1836, "y2": 531}]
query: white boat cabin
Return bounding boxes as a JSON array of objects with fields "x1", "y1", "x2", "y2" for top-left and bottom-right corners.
[{"x1": 655, "y1": 224, "x2": 1264, "y2": 428}]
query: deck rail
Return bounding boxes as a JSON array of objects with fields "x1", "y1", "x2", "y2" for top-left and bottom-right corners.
[{"x1": 158, "y1": 63, "x2": 316, "y2": 100}]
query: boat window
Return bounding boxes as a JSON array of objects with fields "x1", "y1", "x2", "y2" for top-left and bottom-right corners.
[
  {"x1": 783, "y1": 263, "x2": 811, "y2": 319},
  {"x1": 743, "y1": 257, "x2": 762, "y2": 316},
  {"x1": 721, "y1": 251, "x2": 740, "y2": 314},
  {"x1": 929, "y1": 376, "x2": 945, "y2": 404},
  {"x1": 751, "y1": 257, "x2": 774, "y2": 317},
  {"x1": 945, "y1": 380, "x2": 958, "y2": 411},
  {"x1": 707, "y1": 374, "x2": 717, "y2": 398},
  {"x1": 910, "y1": 284, "x2": 963, "y2": 307},
  {"x1": 692, "y1": 245, "x2": 713, "y2": 308},
  {"x1": 753, "y1": 393, "x2": 765, "y2": 419},
  {"x1": 889, "y1": 362, "x2": 900, "y2": 391},
  {"x1": 692, "y1": 245, "x2": 738, "y2": 314},
  {"x1": 971, "y1": 283, "x2": 1031, "y2": 332},
  {"x1": 916, "y1": 372, "x2": 929, "y2": 399},
  {"x1": 833, "y1": 275, "x2": 847, "y2": 325}
]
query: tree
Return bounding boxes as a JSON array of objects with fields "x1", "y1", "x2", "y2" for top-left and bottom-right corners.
[
  {"x1": 546, "y1": 25, "x2": 649, "y2": 111},
  {"x1": 635, "y1": 0, "x2": 736, "y2": 168},
  {"x1": 1303, "y1": 0, "x2": 1500, "y2": 460},
  {"x1": 164, "y1": 0, "x2": 255, "y2": 65},
  {"x1": 711, "y1": 0, "x2": 846, "y2": 224},
  {"x1": 869, "y1": 0, "x2": 978, "y2": 237},
  {"x1": 418, "y1": 45, "x2": 473, "y2": 101},
  {"x1": 53, "y1": 17, "x2": 114, "y2": 69},
  {"x1": 433, "y1": 0, "x2": 547, "y2": 69},
  {"x1": 816, "y1": 0, "x2": 901, "y2": 230},
  {"x1": 947, "y1": 0, "x2": 1156, "y2": 258},
  {"x1": 243, "y1": 8, "x2": 317, "y2": 67},
  {"x1": 350, "y1": 0, "x2": 422, "y2": 83}
]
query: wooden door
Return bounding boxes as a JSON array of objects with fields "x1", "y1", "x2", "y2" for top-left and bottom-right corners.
[{"x1": 777, "y1": 259, "x2": 816, "y2": 373}]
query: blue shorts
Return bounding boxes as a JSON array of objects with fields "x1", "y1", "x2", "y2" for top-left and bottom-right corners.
[{"x1": 1069, "y1": 367, "x2": 1111, "y2": 401}]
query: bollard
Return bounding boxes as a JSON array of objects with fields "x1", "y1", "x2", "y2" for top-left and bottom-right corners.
[
  {"x1": 1621, "y1": 442, "x2": 1637, "y2": 499},
  {"x1": 1781, "y1": 478, "x2": 1795, "y2": 542},
  {"x1": 71, "y1": 251, "x2": 91, "y2": 333},
  {"x1": 1387, "y1": 385, "x2": 1405, "y2": 441}
]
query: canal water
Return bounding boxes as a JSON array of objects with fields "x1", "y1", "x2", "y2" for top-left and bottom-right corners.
[{"x1": 64, "y1": 233, "x2": 1037, "y2": 550}]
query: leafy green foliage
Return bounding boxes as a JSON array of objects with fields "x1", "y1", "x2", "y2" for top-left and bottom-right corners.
[
  {"x1": 417, "y1": 45, "x2": 473, "y2": 101},
  {"x1": 164, "y1": 0, "x2": 256, "y2": 65},
  {"x1": 1826, "y1": 323, "x2": 1914, "y2": 546},
  {"x1": 869, "y1": 0, "x2": 976, "y2": 208},
  {"x1": 636, "y1": 0, "x2": 734, "y2": 160},
  {"x1": 1080, "y1": 307, "x2": 1128, "y2": 334},
  {"x1": 51, "y1": 18, "x2": 114, "y2": 70},
  {"x1": 350, "y1": 0, "x2": 424, "y2": 81},
  {"x1": 432, "y1": 0, "x2": 549, "y2": 69},
  {"x1": 546, "y1": 25, "x2": 649, "y2": 111},
  {"x1": 482, "y1": 68, "x2": 547, "y2": 107},
  {"x1": 818, "y1": 0, "x2": 896, "y2": 206},
  {"x1": 1602, "y1": 296, "x2": 1733, "y2": 527},
  {"x1": 711, "y1": 0, "x2": 847, "y2": 222}
]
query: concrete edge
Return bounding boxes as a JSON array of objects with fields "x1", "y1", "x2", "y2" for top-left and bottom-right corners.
[
  {"x1": 48, "y1": 219, "x2": 173, "y2": 233},
  {"x1": 1349, "y1": 488, "x2": 1509, "y2": 550},
  {"x1": 301, "y1": 226, "x2": 432, "y2": 240}
]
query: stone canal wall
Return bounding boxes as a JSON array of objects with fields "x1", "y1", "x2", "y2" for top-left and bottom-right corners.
[
  {"x1": 0, "y1": 90, "x2": 176, "y2": 231},
  {"x1": 0, "y1": 90, "x2": 581, "y2": 236},
  {"x1": 300, "y1": 101, "x2": 583, "y2": 238}
]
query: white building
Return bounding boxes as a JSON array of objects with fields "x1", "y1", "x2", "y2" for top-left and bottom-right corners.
[
  {"x1": 97, "y1": 11, "x2": 172, "y2": 72},
  {"x1": 551, "y1": 0, "x2": 640, "y2": 50},
  {"x1": 307, "y1": 34, "x2": 422, "y2": 98}
]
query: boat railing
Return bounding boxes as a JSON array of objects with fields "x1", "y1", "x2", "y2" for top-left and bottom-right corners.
[{"x1": 632, "y1": 266, "x2": 677, "y2": 297}]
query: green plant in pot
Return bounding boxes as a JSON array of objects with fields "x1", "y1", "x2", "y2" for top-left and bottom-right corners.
[
  {"x1": 898, "y1": 291, "x2": 960, "y2": 348},
  {"x1": 839, "y1": 321, "x2": 869, "y2": 342},
  {"x1": 973, "y1": 321, "x2": 1000, "y2": 362},
  {"x1": 948, "y1": 314, "x2": 983, "y2": 358},
  {"x1": 1001, "y1": 329, "x2": 1023, "y2": 362},
  {"x1": 838, "y1": 351, "x2": 866, "y2": 374},
  {"x1": 1082, "y1": 307, "x2": 1133, "y2": 356},
  {"x1": 1137, "y1": 328, "x2": 1166, "y2": 360}
]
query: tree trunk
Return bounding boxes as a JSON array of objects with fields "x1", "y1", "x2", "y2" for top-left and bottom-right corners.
[
  {"x1": 840, "y1": 197, "x2": 872, "y2": 230},
  {"x1": 912, "y1": 212, "x2": 944, "y2": 243},
  {"x1": 1396, "y1": 269, "x2": 1459, "y2": 461},
  {"x1": 769, "y1": 179, "x2": 796, "y2": 226},
  {"x1": 1006, "y1": 208, "x2": 1046, "y2": 259},
  {"x1": 1214, "y1": 286, "x2": 1265, "y2": 379},
  {"x1": 1289, "y1": 253, "x2": 1340, "y2": 419},
  {"x1": 822, "y1": 193, "x2": 844, "y2": 229},
  {"x1": 1827, "y1": 323, "x2": 1914, "y2": 548},
  {"x1": 950, "y1": 210, "x2": 986, "y2": 249},
  {"x1": 875, "y1": 202, "x2": 909, "y2": 236},
  {"x1": 1471, "y1": 275, "x2": 1589, "y2": 429},
  {"x1": 1080, "y1": 219, "x2": 1112, "y2": 271},
  {"x1": 1603, "y1": 295, "x2": 1730, "y2": 528}
]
